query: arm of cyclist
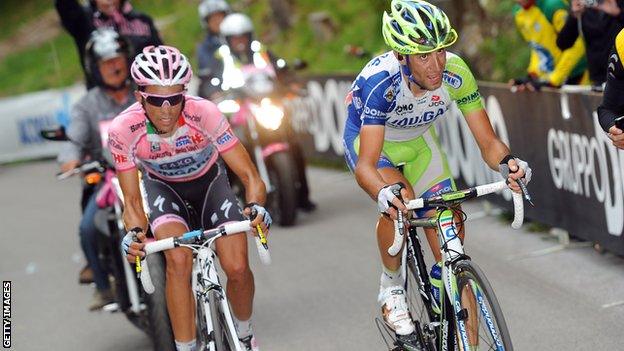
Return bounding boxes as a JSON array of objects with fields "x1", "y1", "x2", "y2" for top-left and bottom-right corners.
[
  {"x1": 598, "y1": 76, "x2": 624, "y2": 148},
  {"x1": 220, "y1": 143, "x2": 270, "y2": 234},
  {"x1": 354, "y1": 125, "x2": 410, "y2": 220},
  {"x1": 117, "y1": 168, "x2": 149, "y2": 263},
  {"x1": 108, "y1": 121, "x2": 149, "y2": 262},
  {"x1": 447, "y1": 54, "x2": 531, "y2": 192},
  {"x1": 464, "y1": 108, "x2": 531, "y2": 193}
]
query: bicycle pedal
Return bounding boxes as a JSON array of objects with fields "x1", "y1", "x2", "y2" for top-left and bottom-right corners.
[{"x1": 395, "y1": 333, "x2": 423, "y2": 351}]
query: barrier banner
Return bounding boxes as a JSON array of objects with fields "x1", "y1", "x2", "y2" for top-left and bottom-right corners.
[
  {"x1": 0, "y1": 85, "x2": 84, "y2": 163},
  {"x1": 286, "y1": 77, "x2": 624, "y2": 256}
]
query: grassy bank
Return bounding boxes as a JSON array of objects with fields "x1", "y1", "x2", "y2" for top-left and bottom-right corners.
[{"x1": 0, "y1": 0, "x2": 528, "y2": 97}]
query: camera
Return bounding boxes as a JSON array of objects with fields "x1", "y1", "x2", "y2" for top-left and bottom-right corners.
[{"x1": 581, "y1": 0, "x2": 604, "y2": 7}]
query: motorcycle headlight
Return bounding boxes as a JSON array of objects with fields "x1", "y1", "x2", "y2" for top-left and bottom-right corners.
[
  {"x1": 251, "y1": 98, "x2": 284, "y2": 131},
  {"x1": 217, "y1": 99, "x2": 240, "y2": 114}
]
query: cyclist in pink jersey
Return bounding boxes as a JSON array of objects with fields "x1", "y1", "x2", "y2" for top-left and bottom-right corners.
[{"x1": 110, "y1": 45, "x2": 269, "y2": 351}]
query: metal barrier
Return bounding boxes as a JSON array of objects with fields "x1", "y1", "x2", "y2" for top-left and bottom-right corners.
[{"x1": 284, "y1": 77, "x2": 624, "y2": 256}]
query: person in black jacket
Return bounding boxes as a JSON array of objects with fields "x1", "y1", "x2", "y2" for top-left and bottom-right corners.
[
  {"x1": 557, "y1": 0, "x2": 624, "y2": 87},
  {"x1": 597, "y1": 28, "x2": 624, "y2": 148},
  {"x1": 55, "y1": 0, "x2": 162, "y2": 89}
]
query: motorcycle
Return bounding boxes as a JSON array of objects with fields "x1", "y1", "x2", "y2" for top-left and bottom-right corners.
[
  {"x1": 40, "y1": 126, "x2": 175, "y2": 351},
  {"x1": 210, "y1": 46, "x2": 305, "y2": 226}
]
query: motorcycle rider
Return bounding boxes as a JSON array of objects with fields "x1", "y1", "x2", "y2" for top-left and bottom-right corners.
[
  {"x1": 57, "y1": 27, "x2": 136, "y2": 310},
  {"x1": 114, "y1": 45, "x2": 270, "y2": 351},
  {"x1": 207, "y1": 12, "x2": 317, "y2": 211},
  {"x1": 197, "y1": 0, "x2": 231, "y2": 100},
  {"x1": 55, "y1": 0, "x2": 162, "y2": 89}
]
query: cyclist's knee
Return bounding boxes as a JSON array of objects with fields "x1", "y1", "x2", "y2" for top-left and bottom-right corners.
[
  {"x1": 165, "y1": 249, "x2": 192, "y2": 277},
  {"x1": 377, "y1": 214, "x2": 394, "y2": 227},
  {"x1": 222, "y1": 260, "x2": 251, "y2": 282}
]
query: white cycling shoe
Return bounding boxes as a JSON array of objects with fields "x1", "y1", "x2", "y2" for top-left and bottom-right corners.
[{"x1": 379, "y1": 285, "x2": 415, "y2": 336}]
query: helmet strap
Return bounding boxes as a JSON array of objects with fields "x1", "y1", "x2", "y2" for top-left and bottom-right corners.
[{"x1": 400, "y1": 56, "x2": 425, "y2": 91}]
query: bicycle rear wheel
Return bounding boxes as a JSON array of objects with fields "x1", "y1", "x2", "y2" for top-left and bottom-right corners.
[
  {"x1": 208, "y1": 290, "x2": 239, "y2": 351},
  {"x1": 454, "y1": 260, "x2": 513, "y2": 351}
]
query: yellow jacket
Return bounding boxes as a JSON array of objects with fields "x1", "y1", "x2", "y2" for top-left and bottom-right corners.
[{"x1": 513, "y1": 0, "x2": 587, "y2": 85}]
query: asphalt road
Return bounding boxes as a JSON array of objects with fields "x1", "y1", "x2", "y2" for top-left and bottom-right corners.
[{"x1": 1, "y1": 161, "x2": 623, "y2": 351}]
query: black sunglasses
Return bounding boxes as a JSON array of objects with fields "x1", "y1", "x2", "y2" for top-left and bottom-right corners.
[{"x1": 139, "y1": 91, "x2": 185, "y2": 107}]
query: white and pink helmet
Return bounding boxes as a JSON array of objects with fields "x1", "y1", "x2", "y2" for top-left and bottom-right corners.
[{"x1": 130, "y1": 45, "x2": 193, "y2": 87}]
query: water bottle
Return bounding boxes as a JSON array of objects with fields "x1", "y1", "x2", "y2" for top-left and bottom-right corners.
[{"x1": 429, "y1": 261, "x2": 442, "y2": 314}]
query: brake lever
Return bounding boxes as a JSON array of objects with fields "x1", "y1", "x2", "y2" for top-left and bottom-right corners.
[
  {"x1": 517, "y1": 178, "x2": 534, "y2": 206},
  {"x1": 391, "y1": 186, "x2": 405, "y2": 239},
  {"x1": 250, "y1": 208, "x2": 268, "y2": 250}
]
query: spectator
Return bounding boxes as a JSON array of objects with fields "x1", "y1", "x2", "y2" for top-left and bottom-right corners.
[
  {"x1": 55, "y1": 0, "x2": 162, "y2": 89},
  {"x1": 57, "y1": 28, "x2": 136, "y2": 310},
  {"x1": 510, "y1": 0, "x2": 588, "y2": 91},
  {"x1": 557, "y1": 0, "x2": 624, "y2": 87},
  {"x1": 197, "y1": 0, "x2": 231, "y2": 100},
  {"x1": 598, "y1": 28, "x2": 624, "y2": 149}
]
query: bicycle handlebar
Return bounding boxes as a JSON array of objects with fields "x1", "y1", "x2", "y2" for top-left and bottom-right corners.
[
  {"x1": 56, "y1": 160, "x2": 104, "y2": 180},
  {"x1": 139, "y1": 220, "x2": 270, "y2": 294},
  {"x1": 387, "y1": 181, "x2": 525, "y2": 256}
]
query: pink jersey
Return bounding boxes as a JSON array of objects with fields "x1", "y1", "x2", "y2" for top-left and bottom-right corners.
[{"x1": 107, "y1": 95, "x2": 239, "y2": 182}]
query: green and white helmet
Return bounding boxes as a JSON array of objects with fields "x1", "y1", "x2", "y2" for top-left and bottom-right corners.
[{"x1": 382, "y1": 0, "x2": 458, "y2": 55}]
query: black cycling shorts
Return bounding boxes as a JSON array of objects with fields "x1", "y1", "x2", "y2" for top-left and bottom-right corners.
[{"x1": 142, "y1": 160, "x2": 244, "y2": 232}]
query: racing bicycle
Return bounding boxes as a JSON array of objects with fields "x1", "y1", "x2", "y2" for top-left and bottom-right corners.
[
  {"x1": 138, "y1": 219, "x2": 271, "y2": 351},
  {"x1": 378, "y1": 180, "x2": 527, "y2": 351}
]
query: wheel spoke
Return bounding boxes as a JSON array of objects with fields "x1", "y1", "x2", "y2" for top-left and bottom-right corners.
[{"x1": 456, "y1": 261, "x2": 511, "y2": 351}]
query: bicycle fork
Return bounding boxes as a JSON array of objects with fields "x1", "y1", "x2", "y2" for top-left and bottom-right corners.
[{"x1": 437, "y1": 209, "x2": 471, "y2": 351}]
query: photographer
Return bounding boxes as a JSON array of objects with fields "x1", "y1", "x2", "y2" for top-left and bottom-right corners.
[
  {"x1": 557, "y1": 0, "x2": 624, "y2": 87},
  {"x1": 55, "y1": 0, "x2": 162, "y2": 89},
  {"x1": 598, "y1": 28, "x2": 624, "y2": 149}
]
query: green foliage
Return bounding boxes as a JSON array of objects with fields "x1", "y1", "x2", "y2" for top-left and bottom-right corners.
[
  {"x1": 0, "y1": 34, "x2": 82, "y2": 96},
  {"x1": 235, "y1": 0, "x2": 386, "y2": 73},
  {"x1": 480, "y1": 31, "x2": 530, "y2": 82},
  {"x1": 0, "y1": 0, "x2": 532, "y2": 97},
  {"x1": 477, "y1": 0, "x2": 531, "y2": 81},
  {"x1": 133, "y1": 0, "x2": 203, "y2": 65},
  {"x1": 0, "y1": 0, "x2": 52, "y2": 41}
]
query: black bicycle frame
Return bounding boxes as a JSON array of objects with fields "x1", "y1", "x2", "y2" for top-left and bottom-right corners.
[{"x1": 406, "y1": 226, "x2": 457, "y2": 351}]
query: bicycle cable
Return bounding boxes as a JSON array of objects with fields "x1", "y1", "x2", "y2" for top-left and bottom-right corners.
[{"x1": 436, "y1": 204, "x2": 468, "y2": 257}]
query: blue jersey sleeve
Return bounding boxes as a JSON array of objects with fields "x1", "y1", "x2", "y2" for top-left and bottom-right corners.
[{"x1": 349, "y1": 71, "x2": 395, "y2": 126}]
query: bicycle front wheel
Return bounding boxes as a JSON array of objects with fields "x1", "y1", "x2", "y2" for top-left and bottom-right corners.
[
  {"x1": 454, "y1": 260, "x2": 513, "y2": 351},
  {"x1": 208, "y1": 290, "x2": 239, "y2": 351}
]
